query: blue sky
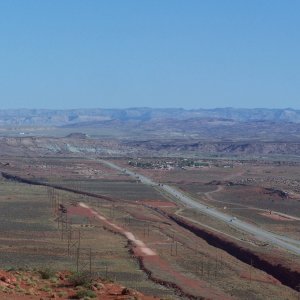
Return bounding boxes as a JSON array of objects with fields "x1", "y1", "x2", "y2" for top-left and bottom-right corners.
[{"x1": 0, "y1": 0, "x2": 299, "y2": 109}]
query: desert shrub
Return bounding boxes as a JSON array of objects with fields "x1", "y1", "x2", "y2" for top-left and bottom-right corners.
[
  {"x1": 74, "y1": 289, "x2": 96, "y2": 299},
  {"x1": 25, "y1": 289, "x2": 35, "y2": 296},
  {"x1": 17, "y1": 266, "x2": 31, "y2": 272},
  {"x1": 69, "y1": 271, "x2": 92, "y2": 287},
  {"x1": 40, "y1": 286, "x2": 52, "y2": 292},
  {"x1": 38, "y1": 267, "x2": 56, "y2": 279},
  {"x1": 50, "y1": 277, "x2": 58, "y2": 284},
  {"x1": 5, "y1": 267, "x2": 16, "y2": 272},
  {"x1": 58, "y1": 291, "x2": 67, "y2": 297},
  {"x1": 16, "y1": 287, "x2": 26, "y2": 293}
]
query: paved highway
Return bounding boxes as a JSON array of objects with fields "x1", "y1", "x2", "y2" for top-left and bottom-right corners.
[{"x1": 101, "y1": 160, "x2": 300, "y2": 256}]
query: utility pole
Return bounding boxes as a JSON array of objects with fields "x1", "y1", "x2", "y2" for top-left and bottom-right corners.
[
  {"x1": 76, "y1": 247, "x2": 79, "y2": 272},
  {"x1": 250, "y1": 258, "x2": 253, "y2": 283},
  {"x1": 89, "y1": 248, "x2": 92, "y2": 275}
]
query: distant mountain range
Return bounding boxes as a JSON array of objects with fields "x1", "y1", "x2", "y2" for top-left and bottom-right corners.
[
  {"x1": 1, "y1": 107, "x2": 300, "y2": 126},
  {"x1": 1, "y1": 108, "x2": 300, "y2": 157}
]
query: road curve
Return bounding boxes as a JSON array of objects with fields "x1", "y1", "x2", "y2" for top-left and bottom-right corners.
[{"x1": 100, "y1": 160, "x2": 300, "y2": 256}]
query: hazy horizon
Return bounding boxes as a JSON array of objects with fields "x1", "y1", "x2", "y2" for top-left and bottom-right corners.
[{"x1": 0, "y1": 106, "x2": 300, "y2": 111}]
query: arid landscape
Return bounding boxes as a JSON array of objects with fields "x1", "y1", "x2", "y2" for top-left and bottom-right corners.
[
  {"x1": 0, "y1": 108, "x2": 299, "y2": 299},
  {"x1": 2, "y1": 0, "x2": 300, "y2": 296}
]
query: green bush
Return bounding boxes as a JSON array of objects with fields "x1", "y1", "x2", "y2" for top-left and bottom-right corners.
[
  {"x1": 69, "y1": 271, "x2": 92, "y2": 287},
  {"x1": 38, "y1": 267, "x2": 56, "y2": 279},
  {"x1": 57, "y1": 291, "x2": 67, "y2": 297},
  {"x1": 74, "y1": 289, "x2": 96, "y2": 299}
]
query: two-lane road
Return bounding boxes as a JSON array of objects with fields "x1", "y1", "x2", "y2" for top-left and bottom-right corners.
[{"x1": 101, "y1": 159, "x2": 300, "y2": 256}]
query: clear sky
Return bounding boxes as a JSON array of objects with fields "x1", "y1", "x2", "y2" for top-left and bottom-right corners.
[{"x1": 0, "y1": 0, "x2": 299, "y2": 109}]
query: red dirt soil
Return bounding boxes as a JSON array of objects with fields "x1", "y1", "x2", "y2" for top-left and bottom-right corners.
[
  {"x1": 240, "y1": 271, "x2": 280, "y2": 285},
  {"x1": 0, "y1": 270, "x2": 157, "y2": 300},
  {"x1": 138, "y1": 254, "x2": 232, "y2": 300},
  {"x1": 68, "y1": 203, "x2": 232, "y2": 299},
  {"x1": 67, "y1": 205, "x2": 96, "y2": 219}
]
